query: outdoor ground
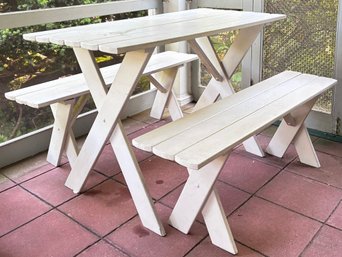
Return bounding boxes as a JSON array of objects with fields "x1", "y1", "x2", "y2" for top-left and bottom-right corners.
[{"x1": 0, "y1": 105, "x2": 342, "y2": 257}]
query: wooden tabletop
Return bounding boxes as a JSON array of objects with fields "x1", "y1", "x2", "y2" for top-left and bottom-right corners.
[{"x1": 23, "y1": 8, "x2": 286, "y2": 54}]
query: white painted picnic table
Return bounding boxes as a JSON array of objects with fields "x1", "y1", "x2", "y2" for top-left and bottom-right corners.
[{"x1": 23, "y1": 8, "x2": 285, "y2": 236}]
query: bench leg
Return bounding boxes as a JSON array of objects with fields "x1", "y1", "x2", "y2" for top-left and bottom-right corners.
[
  {"x1": 169, "y1": 153, "x2": 237, "y2": 254},
  {"x1": 202, "y1": 189, "x2": 238, "y2": 254},
  {"x1": 266, "y1": 97, "x2": 320, "y2": 167},
  {"x1": 149, "y1": 67, "x2": 183, "y2": 121},
  {"x1": 47, "y1": 101, "x2": 75, "y2": 166},
  {"x1": 189, "y1": 29, "x2": 265, "y2": 157},
  {"x1": 64, "y1": 95, "x2": 89, "y2": 167},
  {"x1": 47, "y1": 95, "x2": 88, "y2": 167}
]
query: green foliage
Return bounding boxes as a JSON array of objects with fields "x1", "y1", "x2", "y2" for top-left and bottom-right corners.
[
  {"x1": 263, "y1": 0, "x2": 338, "y2": 112},
  {"x1": 0, "y1": 0, "x2": 146, "y2": 142}
]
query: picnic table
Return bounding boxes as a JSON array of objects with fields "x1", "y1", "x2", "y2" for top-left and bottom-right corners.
[{"x1": 23, "y1": 8, "x2": 285, "y2": 238}]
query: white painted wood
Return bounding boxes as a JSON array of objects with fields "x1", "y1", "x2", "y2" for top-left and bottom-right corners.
[
  {"x1": 6, "y1": 51, "x2": 197, "y2": 109},
  {"x1": 150, "y1": 68, "x2": 182, "y2": 120},
  {"x1": 188, "y1": 39, "x2": 224, "y2": 82},
  {"x1": 134, "y1": 72, "x2": 336, "y2": 170},
  {"x1": 65, "y1": 47, "x2": 166, "y2": 235},
  {"x1": 222, "y1": 25, "x2": 264, "y2": 79},
  {"x1": 202, "y1": 189, "x2": 238, "y2": 254},
  {"x1": 174, "y1": 77, "x2": 336, "y2": 169},
  {"x1": 167, "y1": 91, "x2": 184, "y2": 121},
  {"x1": 64, "y1": 95, "x2": 89, "y2": 167},
  {"x1": 65, "y1": 48, "x2": 154, "y2": 192},
  {"x1": 73, "y1": 48, "x2": 108, "y2": 108},
  {"x1": 153, "y1": 73, "x2": 318, "y2": 162},
  {"x1": 266, "y1": 97, "x2": 318, "y2": 158},
  {"x1": 0, "y1": 0, "x2": 160, "y2": 29},
  {"x1": 169, "y1": 154, "x2": 228, "y2": 234},
  {"x1": 23, "y1": 9, "x2": 285, "y2": 54},
  {"x1": 111, "y1": 121, "x2": 165, "y2": 236},
  {"x1": 189, "y1": 26, "x2": 265, "y2": 157},
  {"x1": 193, "y1": 0, "x2": 243, "y2": 10},
  {"x1": 146, "y1": 75, "x2": 168, "y2": 93},
  {"x1": 0, "y1": 88, "x2": 157, "y2": 169},
  {"x1": 47, "y1": 102, "x2": 74, "y2": 166},
  {"x1": 293, "y1": 124, "x2": 321, "y2": 167},
  {"x1": 133, "y1": 71, "x2": 302, "y2": 151}
]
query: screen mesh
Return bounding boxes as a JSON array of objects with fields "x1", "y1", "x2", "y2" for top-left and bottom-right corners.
[{"x1": 263, "y1": 0, "x2": 338, "y2": 113}]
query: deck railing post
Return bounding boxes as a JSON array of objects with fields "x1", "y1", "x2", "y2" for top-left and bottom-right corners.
[{"x1": 163, "y1": 0, "x2": 194, "y2": 105}]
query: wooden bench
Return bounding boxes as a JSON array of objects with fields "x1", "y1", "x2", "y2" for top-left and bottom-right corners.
[
  {"x1": 5, "y1": 51, "x2": 198, "y2": 167},
  {"x1": 132, "y1": 71, "x2": 337, "y2": 254}
]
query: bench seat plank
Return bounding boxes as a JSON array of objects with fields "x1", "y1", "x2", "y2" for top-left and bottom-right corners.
[
  {"x1": 5, "y1": 51, "x2": 197, "y2": 108},
  {"x1": 133, "y1": 72, "x2": 337, "y2": 169},
  {"x1": 151, "y1": 73, "x2": 318, "y2": 160},
  {"x1": 23, "y1": 9, "x2": 285, "y2": 54},
  {"x1": 133, "y1": 70, "x2": 302, "y2": 151},
  {"x1": 174, "y1": 76, "x2": 336, "y2": 169}
]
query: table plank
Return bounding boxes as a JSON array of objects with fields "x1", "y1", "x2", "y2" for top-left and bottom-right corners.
[{"x1": 24, "y1": 9, "x2": 285, "y2": 54}]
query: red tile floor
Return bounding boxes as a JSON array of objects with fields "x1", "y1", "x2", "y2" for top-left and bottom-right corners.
[{"x1": 1, "y1": 108, "x2": 342, "y2": 257}]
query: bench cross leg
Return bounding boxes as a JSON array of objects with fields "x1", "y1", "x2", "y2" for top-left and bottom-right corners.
[
  {"x1": 149, "y1": 67, "x2": 183, "y2": 121},
  {"x1": 47, "y1": 101, "x2": 75, "y2": 166},
  {"x1": 47, "y1": 94, "x2": 89, "y2": 167},
  {"x1": 266, "y1": 97, "x2": 320, "y2": 167},
  {"x1": 169, "y1": 153, "x2": 237, "y2": 253}
]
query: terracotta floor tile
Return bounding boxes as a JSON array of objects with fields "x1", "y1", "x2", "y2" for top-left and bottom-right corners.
[
  {"x1": 234, "y1": 134, "x2": 298, "y2": 168},
  {"x1": 127, "y1": 119, "x2": 171, "y2": 140},
  {"x1": 4, "y1": 163, "x2": 55, "y2": 184},
  {"x1": 160, "y1": 181, "x2": 250, "y2": 219},
  {"x1": 302, "y1": 226, "x2": 342, "y2": 257},
  {"x1": 0, "y1": 174, "x2": 15, "y2": 192},
  {"x1": 257, "y1": 172, "x2": 342, "y2": 221},
  {"x1": 115, "y1": 156, "x2": 188, "y2": 200},
  {"x1": 93, "y1": 143, "x2": 152, "y2": 177},
  {"x1": 327, "y1": 202, "x2": 342, "y2": 230},
  {"x1": 0, "y1": 210, "x2": 98, "y2": 257},
  {"x1": 122, "y1": 117, "x2": 147, "y2": 135},
  {"x1": 93, "y1": 144, "x2": 122, "y2": 177},
  {"x1": 78, "y1": 241, "x2": 129, "y2": 257},
  {"x1": 22, "y1": 164, "x2": 107, "y2": 206},
  {"x1": 0, "y1": 186, "x2": 51, "y2": 236},
  {"x1": 218, "y1": 153, "x2": 281, "y2": 193},
  {"x1": 230, "y1": 197, "x2": 321, "y2": 257},
  {"x1": 58, "y1": 179, "x2": 137, "y2": 236},
  {"x1": 187, "y1": 237, "x2": 264, "y2": 257},
  {"x1": 106, "y1": 204, "x2": 207, "y2": 257},
  {"x1": 314, "y1": 138, "x2": 342, "y2": 158},
  {"x1": 286, "y1": 152, "x2": 342, "y2": 189}
]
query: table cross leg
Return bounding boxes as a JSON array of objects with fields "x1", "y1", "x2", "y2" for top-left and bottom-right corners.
[
  {"x1": 266, "y1": 97, "x2": 320, "y2": 167},
  {"x1": 189, "y1": 27, "x2": 265, "y2": 157},
  {"x1": 149, "y1": 67, "x2": 183, "y2": 121},
  {"x1": 111, "y1": 121, "x2": 166, "y2": 236},
  {"x1": 65, "y1": 47, "x2": 165, "y2": 235},
  {"x1": 65, "y1": 48, "x2": 154, "y2": 192}
]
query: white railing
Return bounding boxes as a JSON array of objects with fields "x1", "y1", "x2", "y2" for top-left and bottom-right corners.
[{"x1": 0, "y1": 0, "x2": 163, "y2": 168}]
